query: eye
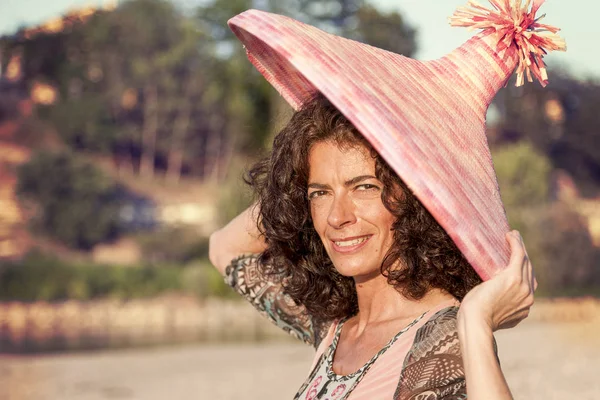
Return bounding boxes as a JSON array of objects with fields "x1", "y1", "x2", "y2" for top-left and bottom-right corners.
[
  {"x1": 356, "y1": 184, "x2": 379, "y2": 191},
  {"x1": 308, "y1": 190, "x2": 328, "y2": 200},
  {"x1": 353, "y1": 183, "x2": 381, "y2": 199}
]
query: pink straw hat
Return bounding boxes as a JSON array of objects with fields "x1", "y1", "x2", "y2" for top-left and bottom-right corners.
[{"x1": 228, "y1": 0, "x2": 566, "y2": 280}]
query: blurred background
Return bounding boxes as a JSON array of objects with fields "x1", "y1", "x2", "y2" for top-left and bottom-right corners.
[{"x1": 0, "y1": 0, "x2": 598, "y2": 399}]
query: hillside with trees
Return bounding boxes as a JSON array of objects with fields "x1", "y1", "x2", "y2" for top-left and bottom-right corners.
[{"x1": 0, "y1": 0, "x2": 598, "y2": 301}]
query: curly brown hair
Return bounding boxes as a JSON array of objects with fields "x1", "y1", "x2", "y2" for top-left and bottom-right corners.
[{"x1": 246, "y1": 93, "x2": 482, "y2": 322}]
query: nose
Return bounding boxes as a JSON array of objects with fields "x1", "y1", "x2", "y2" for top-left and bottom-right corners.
[{"x1": 327, "y1": 193, "x2": 357, "y2": 229}]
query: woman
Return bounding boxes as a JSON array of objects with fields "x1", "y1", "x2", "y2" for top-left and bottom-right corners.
[
  {"x1": 210, "y1": 1, "x2": 564, "y2": 398},
  {"x1": 210, "y1": 95, "x2": 532, "y2": 399}
]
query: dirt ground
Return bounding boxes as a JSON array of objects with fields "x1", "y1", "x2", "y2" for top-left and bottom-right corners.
[{"x1": 1, "y1": 319, "x2": 599, "y2": 400}]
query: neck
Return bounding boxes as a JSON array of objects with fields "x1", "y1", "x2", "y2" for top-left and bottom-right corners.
[{"x1": 352, "y1": 272, "x2": 456, "y2": 331}]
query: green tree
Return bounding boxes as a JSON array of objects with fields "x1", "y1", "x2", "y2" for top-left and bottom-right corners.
[
  {"x1": 197, "y1": 0, "x2": 418, "y2": 155},
  {"x1": 492, "y1": 142, "x2": 600, "y2": 295},
  {"x1": 4, "y1": 0, "x2": 223, "y2": 183},
  {"x1": 494, "y1": 72, "x2": 600, "y2": 197},
  {"x1": 198, "y1": 0, "x2": 278, "y2": 153},
  {"x1": 4, "y1": 0, "x2": 419, "y2": 185},
  {"x1": 16, "y1": 150, "x2": 123, "y2": 249},
  {"x1": 78, "y1": 0, "x2": 227, "y2": 182},
  {"x1": 296, "y1": 0, "x2": 362, "y2": 34},
  {"x1": 492, "y1": 141, "x2": 552, "y2": 209},
  {"x1": 355, "y1": 4, "x2": 417, "y2": 56},
  {"x1": 514, "y1": 203, "x2": 599, "y2": 295}
]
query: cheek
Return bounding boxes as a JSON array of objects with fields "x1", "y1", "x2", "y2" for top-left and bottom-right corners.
[
  {"x1": 310, "y1": 202, "x2": 328, "y2": 235},
  {"x1": 383, "y1": 212, "x2": 396, "y2": 232},
  {"x1": 371, "y1": 207, "x2": 395, "y2": 236}
]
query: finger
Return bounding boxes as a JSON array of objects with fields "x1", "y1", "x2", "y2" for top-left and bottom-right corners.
[
  {"x1": 505, "y1": 231, "x2": 528, "y2": 287},
  {"x1": 522, "y1": 252, "x2": 530, "y2": 285},
  {"x1": 528, "y1": 256, "x2": 537, "y2": 293},
  {"x1": 528, "y1": 262, "x2": 536, "y2": 293},
  {"x1": 513, "y1": 231, "x2": 531, "y2": 284},
  {"x1": 523, "y1": 246, "x2": 536, "y2": 294},
  {"x1": 517, "y1": 231, "x2": 532, "y2": 274},
  {"x1": 519, "y1": 231, "x2": 530, "y2": 260},
  {"x1": 506, "y1": 231, "x2": 525, "y2": 273},
  {"x1": 514, "y1": 231, "x2": 536, "y2": 292}
]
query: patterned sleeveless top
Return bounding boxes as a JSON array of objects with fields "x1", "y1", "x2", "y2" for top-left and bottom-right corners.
[
  {"x1": 225, "y1": 255, "x2": 490, "y2": 399},
  {"x1": 294, "y1": 313, "x2": 427, "y2": 400}
]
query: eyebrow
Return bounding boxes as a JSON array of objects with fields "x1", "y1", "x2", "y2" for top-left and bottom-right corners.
[{"x1": 307, "y1": 175, "x2": 377, "y2": 190}]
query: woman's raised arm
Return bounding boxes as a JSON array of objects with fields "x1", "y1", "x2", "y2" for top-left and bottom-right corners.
[
  {"x1": 209, "y1": 205, "x2": 267, "y2": 276},
  {"x1": 209, "y1": 205, "x2": 331, "y2": 348}
]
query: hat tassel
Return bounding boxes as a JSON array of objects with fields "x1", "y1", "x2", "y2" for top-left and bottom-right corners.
[{"x1": 449, "y1": 0, "x2": 566, "y2": 87}]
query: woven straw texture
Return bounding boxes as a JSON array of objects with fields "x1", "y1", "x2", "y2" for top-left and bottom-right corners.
[{"x1": 229, "y1": 10, "x2": 521, "y2": 280}]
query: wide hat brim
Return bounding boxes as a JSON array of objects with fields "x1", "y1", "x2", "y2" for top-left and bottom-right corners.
[{"x1": 229, "y1": 9, "x2": 521, "y2": 280}]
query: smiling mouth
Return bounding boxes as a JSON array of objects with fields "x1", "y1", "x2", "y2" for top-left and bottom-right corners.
[
  {"x1": 334, "y1": 236, "x2": 369, "y2": 247},
  {"x1": 330, "y1": 235, "x2": 372, "y2": 252}
]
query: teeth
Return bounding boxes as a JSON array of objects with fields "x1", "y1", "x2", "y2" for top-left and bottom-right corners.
[{"x1": 334, "y1": 236, "x2": 368, "y2": 247}]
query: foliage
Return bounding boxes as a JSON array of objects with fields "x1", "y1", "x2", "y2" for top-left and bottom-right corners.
[
  {"x1": 181, "y1": 261, "x2": 239, "y2": 299},
  {"x1": 16, "y1": 150, "x2": 122, "y2": 250},
  {"x1": 2, "y1": 0, "x2": 419, "y2": 185},
  {"x1": 4, "y1": 0, "x2": 225, "y2": 182},
  {"x1": 295, "y1": 0, "x2": 362, "y2": 34},
  {"x1": 3, "y1": 0, "x2": 597, "y2": 300},
  {"x1": 198, "y1": 0, "x2": 277, "y2": 152},
  {"x1": 494, "y1": 73, "x2": 600, "y2": 196},
  {"x1": 132, "y1": 227, "x2": 210, "y2": 264},
  {"x1": 216, "y1": 157, "x2": 254, "y2": 226},
  {"x1": 355, "y1": 4, "x2": 417, "y2": 56},
  {"x1": 493, "y1": 143, "x2": 599, "y2": 295},
  {"x1": 492, "y1": 141, "x2": 552, "y2": 209},
  {"x1": 0, "y1": 251, "x2": 235, "y2": 302},
  {"x1": 512, "y1": 203, "x2": 600, "y2": 296},
  {"x1": 198, "y1": 0, "x2": 417, "y2": 152},
  {"x1": 0, "y1": 251, "x2": 182, "y2": 301}
]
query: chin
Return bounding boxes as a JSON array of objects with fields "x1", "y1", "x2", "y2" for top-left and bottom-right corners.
[{"x1": 331, "y1": 258, "x2": 381, "y2": 279}]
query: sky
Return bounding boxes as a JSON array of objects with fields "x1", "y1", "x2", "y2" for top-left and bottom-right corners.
[{"x1": 0, "y1": 0, "x2": 597, "y2": 79}]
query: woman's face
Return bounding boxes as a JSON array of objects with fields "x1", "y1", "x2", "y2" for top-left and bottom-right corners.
[{"x1": 307, "y1": 140, "x2": 396, "y2": 281}]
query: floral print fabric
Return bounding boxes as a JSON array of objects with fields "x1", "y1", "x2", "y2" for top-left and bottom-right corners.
[
  {"x1": 225, "y1": 254, "x2": 330, "y2": 348},
  {"x1": 225, "y1": 255, "x2": 477, "y2": 399}
]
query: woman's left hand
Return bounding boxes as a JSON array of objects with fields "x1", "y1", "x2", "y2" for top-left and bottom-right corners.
[{"x1": 459, "y1": 230, "x2": 537, "y2": 332}]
